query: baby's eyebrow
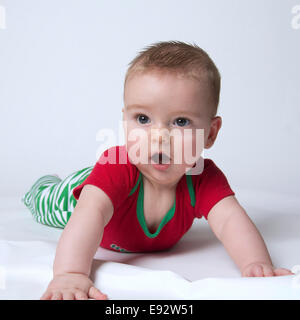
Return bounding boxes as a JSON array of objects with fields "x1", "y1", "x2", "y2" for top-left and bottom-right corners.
[
  {"x1": 126, "y1": 104, "x2": 150, "y2": 111},
  {"x1": 126, "y1": 104, "x2": 201, "y2": 118},
  {"x1": 168, "y1": 110, "x2": 202, "y2": 118}
]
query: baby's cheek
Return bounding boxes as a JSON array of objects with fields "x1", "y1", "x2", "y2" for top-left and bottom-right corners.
[{"x1": 181, "y1": 129, "x2": 204, "y2": 166}]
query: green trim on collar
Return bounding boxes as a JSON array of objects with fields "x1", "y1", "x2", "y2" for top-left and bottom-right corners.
[
  {"x1": 185, "y1": 174, "x2": 195, "y2": 207},
  {"x1": 129, "y1": 172, "x2": 142, "y2": 196},
  {"x1": 127, "y1": 170, "x2": 196, "y2": 238},
  {"x1": 137, "y1": 173, "x2": 176, "y2": 238}
]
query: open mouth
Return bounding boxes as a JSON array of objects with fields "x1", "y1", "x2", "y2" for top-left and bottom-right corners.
[{"x1": 151, "y1": 152, "x2": 171, "y2": 164}]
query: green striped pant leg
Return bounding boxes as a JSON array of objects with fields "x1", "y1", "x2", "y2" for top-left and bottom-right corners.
[{"x1": 21, "y1": 166, "x2": 93, "y2": 228}]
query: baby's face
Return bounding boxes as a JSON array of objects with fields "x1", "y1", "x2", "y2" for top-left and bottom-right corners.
[{"x1": 122, "y1": 70, "x2": 220, "y2": 186}]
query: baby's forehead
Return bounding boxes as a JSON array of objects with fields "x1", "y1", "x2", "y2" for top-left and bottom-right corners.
[
  {"x1": 123, "y1": 68, "x2": 214, "y2": 119},
  {"x1": 125, "y1": 70, "x2": 210, "y2": 100},
  {"x1": 126, "y1": 71, "x2": 209, "y2": 100}
]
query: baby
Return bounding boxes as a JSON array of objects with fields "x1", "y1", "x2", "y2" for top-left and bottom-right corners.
[{"x1": 23, "y1": 41, "x2": 293, "y2": 300}]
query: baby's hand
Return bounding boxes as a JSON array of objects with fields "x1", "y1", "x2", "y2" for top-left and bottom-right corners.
[
  {"x1": 40, "y1": 272, "x2": 108, "y2": 300},
  {"x1": 241, "y1": 262, "x2": 294, "y2": 277}
]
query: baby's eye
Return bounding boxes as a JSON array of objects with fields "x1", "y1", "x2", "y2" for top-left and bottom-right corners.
[
  {"x1": 174, "y1": 117, "x2": 190, "y2": 127},
  {"x1": 136, "y1": 114, "x2": 150, "y2": 125}
]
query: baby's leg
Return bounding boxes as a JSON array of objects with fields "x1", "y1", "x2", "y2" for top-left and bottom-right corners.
[{"x1": 22, "y1": 166, "x2": 93, "y2": 228}]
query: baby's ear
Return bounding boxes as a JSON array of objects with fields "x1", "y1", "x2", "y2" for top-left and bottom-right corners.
[{"x1": 122, "y1": 107, "x2": 124, "y2": 113}]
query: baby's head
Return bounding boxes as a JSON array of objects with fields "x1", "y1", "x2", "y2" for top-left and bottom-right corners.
[{"x1": 122, "y1": 41, "x2": 222, "y2": 184}]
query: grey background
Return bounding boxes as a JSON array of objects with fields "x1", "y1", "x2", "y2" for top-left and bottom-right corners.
[{"x1": 0, "y1": 0, "x2": 299, "y2": 200}]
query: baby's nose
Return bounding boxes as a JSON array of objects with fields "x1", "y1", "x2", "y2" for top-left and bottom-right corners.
[{"x1": 150, "y1": 127, "x2": 170, "y2": 144}]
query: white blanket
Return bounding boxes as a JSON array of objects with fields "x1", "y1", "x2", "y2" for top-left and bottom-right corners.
[{"x1": 0, "y1": 190, "x2": 300, "y2": 300}]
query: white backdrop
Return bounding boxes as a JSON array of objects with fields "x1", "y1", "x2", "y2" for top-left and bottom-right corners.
[{"x1": 0, "y1": 0, "x2": 299, "y2": 200}]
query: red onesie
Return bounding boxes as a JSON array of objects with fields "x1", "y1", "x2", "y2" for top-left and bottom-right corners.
[{"x1": 72, "y1": 145, "x2": 235, "y2": 253}]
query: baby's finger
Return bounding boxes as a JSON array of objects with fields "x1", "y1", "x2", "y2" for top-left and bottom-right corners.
[
  {"x1": 252, "y1": 265, "x2": 264, "y2": 277},
  {"x1": 262, "y1": 265, "x2": 274, "y2": 277},
  {"x1": 242, "y1": 266, "x2": 254, "y2": 277},
  {"x1": 40, "y1": 291, "x2": 52, "y2": 300},
  {"x1": 274, "y1": 268, "x2": 294, "y2": 276},
  {"x1": 63, "y1": 291, "x2": 75, "y2": 300},
  {"x1": 51, "y1": 292, "x2": 63, "y2": 300},
  {"x1": 88, "y1": 286, "x2": 108, "y2": 300},
  {"x1": 75, "y1": 290, "x2": 88, "y2": 300}
]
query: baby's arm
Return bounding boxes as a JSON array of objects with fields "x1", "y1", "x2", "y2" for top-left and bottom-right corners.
[
  {"x1": 207, "y1": 195, "x2": 293, "y2": 277},
  {"x1": 41, "y1": 184, "x2": 114, "y2": 300}
]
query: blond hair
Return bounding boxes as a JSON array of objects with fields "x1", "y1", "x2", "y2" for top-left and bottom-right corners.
[{"x1": 124, "y1": 40, "x2": 221, "y2": 118}]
